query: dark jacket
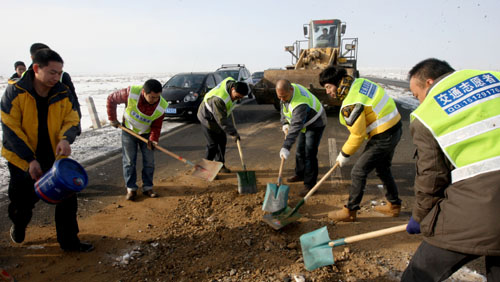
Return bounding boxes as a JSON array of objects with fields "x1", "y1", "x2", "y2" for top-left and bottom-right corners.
[
  {"x1": 196, "y1": 81, "x2": 238, "y2": 137},
  {"x1": 410, "y1": 118, "x2": 500, "y2": 256},
  {"x1": 280, "y1": 102, "x2": 327, "y2": 150},
  {"x1": 1, "y1": 69, "x2": 80, "y2": 171}
]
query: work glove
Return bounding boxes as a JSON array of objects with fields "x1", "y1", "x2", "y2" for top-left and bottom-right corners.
[
  {"x1": 282, "y1": 124, "x2": 289, "y2": 135},
  {"x1": 231, "y1": 135, "x2": 241, "y2": 143},
  {"x1": 279, "y1": 148, "x2": 290, "y2": 160},
  {"x1": 110, "y1": 120, "x2": 120, "y2": 128},
  {"x1": 147, "y1": 140, "x2": 157, "y2": 151},
  {"x1": 336, "y1": 151, "x2": 350, "y2": 167},
  {"x1": 406, "y1": 216, "x2": 421, "y2": 234}
]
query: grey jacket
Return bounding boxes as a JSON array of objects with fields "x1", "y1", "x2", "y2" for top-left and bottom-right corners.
[
  {"x1": 411, "y1": 118, "x2": 500, "y2": 256},
  {"x1": 280, "y1": 102, "x2": 327, "y2": 150},
  {"x1": 196, "y1": 82, "x2": 238, "y2": 137}
]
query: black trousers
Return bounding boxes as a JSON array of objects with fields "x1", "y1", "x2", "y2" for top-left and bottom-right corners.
[
  {"x1": 8, "y1": 162, "x2": 80, "y2": 249},
  {"x1": 347, "y1": 125, "x2": 402, "y2": 210},
  {"x1": 402, "y1": 240, "x2": 500, "y2": 282},
  {"x1": 200, "y1": 124, "x2": 227, "y2": 164},
  {"x1": 294, "y1": 126, "x2": 325, "y2": 189}
]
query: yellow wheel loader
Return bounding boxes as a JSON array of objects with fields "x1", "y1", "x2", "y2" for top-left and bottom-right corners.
[{"x1": 253, "y1": 19, "x2": 358, "y2": 110}]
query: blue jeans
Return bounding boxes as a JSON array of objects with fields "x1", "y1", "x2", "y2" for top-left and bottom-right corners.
[
  {"x1": 347, "y1": 124, "x2": 402, "y2": 210},
  {"x1": 295, "y1": 126, "x2": 325, "y2": 188},
  {"x1": 122, "y1": 130, "x2": 155, "y2": 191}
]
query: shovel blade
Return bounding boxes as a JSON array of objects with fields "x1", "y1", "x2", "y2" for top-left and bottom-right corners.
[
  {"x1": 192, "y1": 159, "x2": 223, "y2": 182},
  {"x1": 300, "y1": 226, "x2": 335, "y2": 271},
  {"x1": 237, "y1": 171, "x2": 257, "y2": 194},
  {"x1": 262, "y1": 205, "x2": 302, "y2": 230},
  {"x1": 262, "y1": 183, "x2": 289, "y2": 212}
]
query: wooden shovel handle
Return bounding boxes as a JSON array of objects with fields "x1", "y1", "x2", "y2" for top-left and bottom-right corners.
[
  {"x1": 119, "y1": 125, "x2": 195, "y2": 167},
  {"x1": 329, "y1": 224, "x2": 407, "y2": 247},
  {"x1": 235, "y1": 139, "x2": 246, "y2": 170},
  {"x1": 303, "y1": 162, "x2": 340, "y2": 201},
  {"x1": 277, "y1": 157, "x2": 285, "y2": 186}
]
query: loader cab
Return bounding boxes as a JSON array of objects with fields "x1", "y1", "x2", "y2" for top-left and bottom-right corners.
[{"x1": 304, "y1": 19, "x2": 342, "y2": 49}]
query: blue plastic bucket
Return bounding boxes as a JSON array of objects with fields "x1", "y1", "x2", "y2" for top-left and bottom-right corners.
[{"x1": 34, "y1": 158, "x2": 88, "y2": 204}]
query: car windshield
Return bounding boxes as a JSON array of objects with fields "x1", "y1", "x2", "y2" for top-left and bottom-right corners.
[
  {"x1": 252, "y1": 72, "x2": 263, "y2": 79},
  {"x1": 164, "y1": 74, "x2": 205, "y2": 89},
  {"x1": 216, "y1": 70, "x2": 239, "y2": 80}
]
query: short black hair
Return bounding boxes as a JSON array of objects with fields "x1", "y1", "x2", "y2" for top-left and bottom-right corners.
[
  {"x1": 234, "y1": 81, "x2": 249, "y2": 96},
  {"x1": 408, "y1": 58, "x2": 455, "y2": 84},
  {"x1": 319, "y1": 66, "x2": 347, "y2": 87},
  {"x1": 32, "y1": 49, "x2": 64, "y2": 68},
  {"x1": 14, "y1": 61, "x2": 25, "y2": 69},
  {"x1": 143, "y1": 79, "x2": 163, "y2": 94},
  {"x1": 30, "y1": 43, "x2": 50, "y2": 56}
]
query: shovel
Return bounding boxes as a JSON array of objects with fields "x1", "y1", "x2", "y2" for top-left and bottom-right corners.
[
  {"x1": 230, "y1": 114, "x2": 257, "y2": 194},
  {"x1": 119, "y1": 125, "x2": 222, "y2": 181},
  {"x1": 262, "y1": 162, "x2": 340, "y2": 230},
  {"x1": 300, "y1": 224, "x2": 407, "y2": 271},
  {"x1": 262, "y1": 157, "x2": 289, "y2": 212}
]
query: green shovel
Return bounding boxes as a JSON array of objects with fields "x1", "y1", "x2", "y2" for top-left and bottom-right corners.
[{"x1": 300, "y1": 224, "x2": 407, "y2": 271}]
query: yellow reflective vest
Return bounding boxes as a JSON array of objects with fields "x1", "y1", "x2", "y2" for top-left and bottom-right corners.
[
  {"x1": 203, "y1": 77, "x2": 235, "y2": 117},
  {"x1": 123, "y1": 86, "x2": 168, "y2": 134},
  {"x1": 282, "y1": 83, "x2": 323, "y2": 133},
  {"x1": 411, "y1": 70, "x2": 500, "y2": 183}
]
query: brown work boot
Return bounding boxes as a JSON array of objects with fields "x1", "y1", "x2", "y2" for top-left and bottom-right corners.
[
  {"x1": 126, "y1": 190, "x2": 137, "y2": 201},
  {"x1": 328, "y1": 206, "x2": 357, "y2": 222},
  {"x1": 286, "y1": 175, "x2": 303, "y2": 183},
  {"x1": 374, "y1": 202, "x2": 401, "y2": 217}
]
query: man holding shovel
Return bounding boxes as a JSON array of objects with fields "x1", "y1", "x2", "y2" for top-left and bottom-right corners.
[
  {"x1": 107, "y1": 79, "x2": 168, "y2": 201},
  {"x1": 197, "y1": 77, "x2": 249, "y2": 174},
  {"x1": 319, "y1": 66, "x2": 403, "y2": 222},
  {"x1": 276, "y1": 79, "x2": 327, "y2": 197},
  {"x1": 402, "y1": 59, "x2": 500, "y2": 281}
]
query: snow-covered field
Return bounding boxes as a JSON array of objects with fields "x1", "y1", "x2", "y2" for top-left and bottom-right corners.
[{"x1": 0, "y1": 69, "x2": 415, "y2": 195}]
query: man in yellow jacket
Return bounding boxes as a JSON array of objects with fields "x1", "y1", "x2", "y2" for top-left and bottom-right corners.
[
  {"x1": 319, "y1": 66, "x2": 403, "y2": 222},
  {"x1": 1, "y1": 49, "x2": 93, "y2": 252}
]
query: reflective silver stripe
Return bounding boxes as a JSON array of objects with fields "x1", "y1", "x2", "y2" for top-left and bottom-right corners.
[
  {"x1": 451, "y1": 155, "x2": 500, "y2": 183},
  {"x1": 156, "y1": 104, "x2": 167, "y2": 113},
  {"x1": 303, "y1": 106, "x2": 323, "y2": 128},
  {"x1": 129, "y1": 93, "x2": 140, "y2": 100},
  {"x1": 437, "y1": 115, "x2": 500, "y2": 148},
  {"x1": 123, "y1": 115, "x2": 150, "y2": 134},
  {"x1": 366, "y1": 108, "x2": 399, "y2": 134},
  {"x1": 373, "y1": 92, "x2": 390, "y2": 114},
  {"x1": 205, "y1": 101, "x2": 213, "y2": 114}
]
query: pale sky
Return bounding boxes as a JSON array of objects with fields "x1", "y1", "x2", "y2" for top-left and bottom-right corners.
[{"x1": 1, "y1": 0, "x2": 499, "y2": 76}]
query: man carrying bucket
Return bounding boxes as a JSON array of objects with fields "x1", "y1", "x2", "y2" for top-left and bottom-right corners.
[
  {"x1": 401, "y1": 59, "x2": 500, "y2": 281},
  {"x1": 107, "y1": 79, "x2": 167, "y2": 201},
  {"x1": 1, "y1": 49, "x2": 93, "y2": 252},
  {"x1": 276, "y1": 79, "x2": 327, "y2": 197},
  {"x1": 319, "y1": 66, "x2": 403, "y2": 222}
]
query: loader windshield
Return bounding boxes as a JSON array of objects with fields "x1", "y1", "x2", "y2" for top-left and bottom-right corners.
[{"x1": 311, "y1": 20, "x2": 339, "y2": 48}]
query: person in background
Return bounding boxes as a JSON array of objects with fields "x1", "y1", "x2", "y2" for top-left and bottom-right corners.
[
  {"x1": 197, "y1": 77, "x2": 249, "y2": 173},
  {"x1": 8, "y1": 61, "x2": 26, "y2": 83},
  {"x1": 107, "y1": 79, "x2": 168, "y2": 201},
  {"x1": 28, "y1": 43, "x2": 82, "y2": 135},
  {"x1": 319, "y1": 66, "x2": 403, "y2": 222},
  {"x1": 276, "y1": 79, "x2": 327, "y2": 197},
  {"x1": 401, "y1": 58, "x2": 500, "y2": 281},
  {"x1": 1, "y1": 49, "x2": 93, "y2": 252}
]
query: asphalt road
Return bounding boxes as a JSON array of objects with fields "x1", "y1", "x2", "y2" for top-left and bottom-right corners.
[{"x1": 0, "y1": 93, "x2": 418, "y2": 238}]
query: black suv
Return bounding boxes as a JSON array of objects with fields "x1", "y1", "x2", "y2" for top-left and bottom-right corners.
[{"x1": 161, "y1": 72, "x2": 223, "y2": 119}]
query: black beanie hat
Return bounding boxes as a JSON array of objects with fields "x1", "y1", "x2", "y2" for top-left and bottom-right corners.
[{"x1": 234, "y1": 82, "x2": 249, "y2": 96}]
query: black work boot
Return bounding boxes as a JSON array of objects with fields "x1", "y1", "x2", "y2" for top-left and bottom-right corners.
[{"x1": 10, "y1": 225, "x2": 25, "y2": 244}]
